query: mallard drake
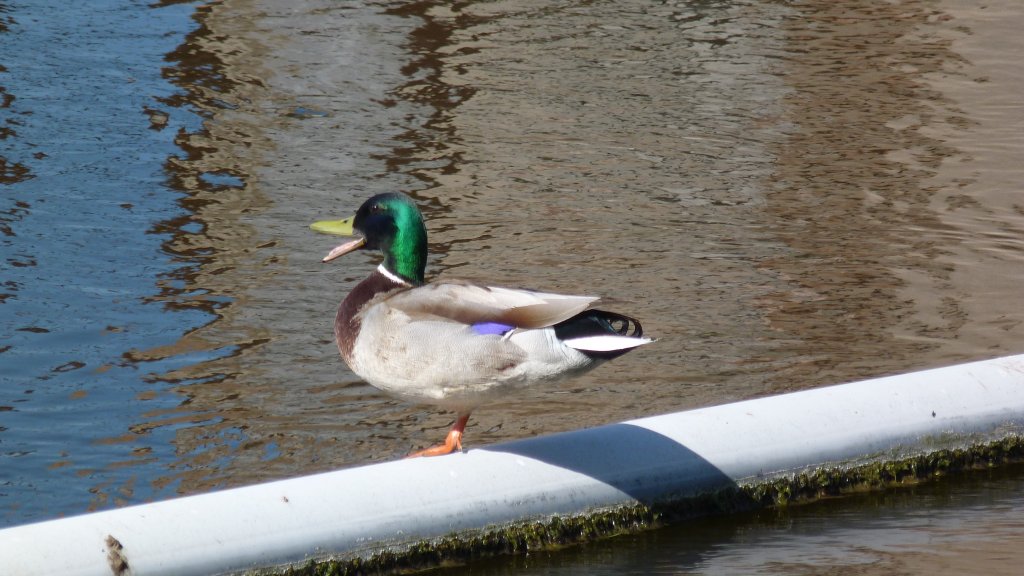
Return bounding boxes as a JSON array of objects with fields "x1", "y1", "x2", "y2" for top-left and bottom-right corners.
[{"x1": 312, "y1": 192, "x2": 652, "y2": 457}]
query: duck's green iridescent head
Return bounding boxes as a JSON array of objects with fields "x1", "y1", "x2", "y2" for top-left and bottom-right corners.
[{"x1": 311, "y1": 192, "x2": 427, "y2": 284}]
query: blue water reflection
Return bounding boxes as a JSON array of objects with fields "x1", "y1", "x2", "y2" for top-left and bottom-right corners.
[{"x1": 0, "y1": 0, "x2": 220, "y2": 524}]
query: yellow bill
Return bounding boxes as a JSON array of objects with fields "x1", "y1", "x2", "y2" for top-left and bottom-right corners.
[
  {"x1": 310, "y1": 216, "x2": 366, "y2": 262},
  {"x1": 310, "y1": 216, "x2": 355, "y2": 236}
]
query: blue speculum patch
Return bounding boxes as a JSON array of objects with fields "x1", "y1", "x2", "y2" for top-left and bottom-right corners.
[{"x1": 471, "y1": 322, "x2": 514, "y2": 336}]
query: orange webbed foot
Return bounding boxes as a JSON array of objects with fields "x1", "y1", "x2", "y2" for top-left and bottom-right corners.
[{"x1": 406, "y1": 413, "x2": 470, "y2": 458}]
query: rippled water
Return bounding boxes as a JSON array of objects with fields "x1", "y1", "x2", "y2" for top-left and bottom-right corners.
[
  {"x1": 1, "y1": 0, "x2": 213, "y2": 520},
  {"x1": 2, "y1": 0, "x2": 1024, "y2": 571}
]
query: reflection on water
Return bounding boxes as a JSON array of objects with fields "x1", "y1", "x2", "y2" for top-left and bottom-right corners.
[
  {"x1": 2, "y1": 5, "x2": 1024, "y2": 574},
  {"x1": 761, "y1": 0, "x2": 962, "y2": 389},
  {"x1": 0, "y1": 0, "x2": 217, "y2": 521},
  {"x1": 124, "y1": 0, "x2": 275, "y2": 495}
]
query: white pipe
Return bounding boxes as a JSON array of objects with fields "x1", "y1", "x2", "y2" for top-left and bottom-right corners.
[{"x1": 2, "y1": 354, "x2": 1023, "y2": 576}]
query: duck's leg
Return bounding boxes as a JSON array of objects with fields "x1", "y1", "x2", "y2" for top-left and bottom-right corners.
[{"x1": 407, "y1": 413, "x2": 470, "y2": 458}]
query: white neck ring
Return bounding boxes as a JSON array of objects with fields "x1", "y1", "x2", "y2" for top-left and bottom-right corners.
[{"x1": 377, "y1": 263, "x2": 410, "y2": 285}]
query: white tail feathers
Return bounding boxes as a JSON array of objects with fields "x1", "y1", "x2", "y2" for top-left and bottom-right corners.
[{"x1": 563, "y1": 335, "x2": 653, "y2": 352}]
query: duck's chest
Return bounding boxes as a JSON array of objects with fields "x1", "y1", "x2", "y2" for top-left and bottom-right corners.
[{"x1": 334, "y1": 271, "x2": 408, "y2": 364}]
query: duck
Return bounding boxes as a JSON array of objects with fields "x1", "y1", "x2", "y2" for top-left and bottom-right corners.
[{"x1": 311, "y1": 192, "x2": 653, "y2": 457}]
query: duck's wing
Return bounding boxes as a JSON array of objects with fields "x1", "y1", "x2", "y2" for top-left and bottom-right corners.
[{"x1": 383, "y1": 281, "x2": 598, "y2": 329}]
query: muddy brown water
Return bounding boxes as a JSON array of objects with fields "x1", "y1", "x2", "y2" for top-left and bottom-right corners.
[{"x1": 2, "y1": 0, "x2": 1023, "y2": 572}]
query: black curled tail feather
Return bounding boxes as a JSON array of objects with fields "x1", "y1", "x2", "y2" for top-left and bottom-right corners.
[{"x1": 553, "y1": 309, "x2": 644, "y2": 341}]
